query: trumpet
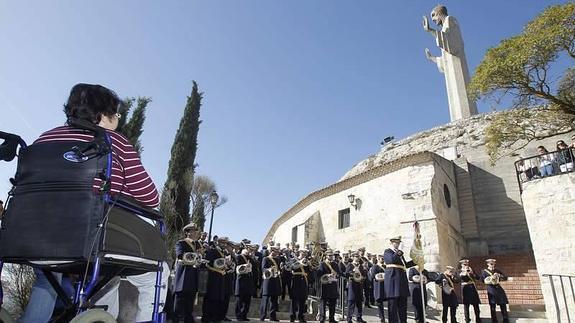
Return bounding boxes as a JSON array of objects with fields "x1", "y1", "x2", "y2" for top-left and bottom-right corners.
[
  {"x1": 484, "y1": 273, "x2": 500, "y2": 285},
  {"x1": 352, "y1": 267, "x2": 364, "y2": 283},
  {"x1": 236, "y1": 262, "x2": 252, "y2": 275},
  {"x1": 320, "y1": 273, "x2": 338, "y2": 284},
  {"x1": 263, "y1": 266, "x2": 280, "y2": 279},
  {"x1": 181, "y1": 252, "x2": 208, "y2": 267},
  {"x1": 411, "y1": 274, "x2": 428, "y2": 284},
  {"x1": 214, "y1": 257, "x2": 227, "y2": 270}
]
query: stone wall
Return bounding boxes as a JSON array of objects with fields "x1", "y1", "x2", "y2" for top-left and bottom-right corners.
[
  {"x1": 521, "y1": 173, "x2": 575, "y2": 321},
  {"x1": 340, "y1": 110, "x2": 575, "y2": 254},
  {"x1": 267, "y1": 153, "x2": 469, "y2": 306}
]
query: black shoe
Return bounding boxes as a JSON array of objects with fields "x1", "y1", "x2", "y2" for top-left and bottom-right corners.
[
  {"x1": 223, "y1": 318, "x2": 232, "y2": 322},
  {"x1": 356, "y1": 319, "x2": 367, "y2": 323},
  {"x1": 299, "y1": 319, "x2": 307, "y2": 323},
  {"x1": 270, "y1": 319, "x2": 280, "y2": 322}
]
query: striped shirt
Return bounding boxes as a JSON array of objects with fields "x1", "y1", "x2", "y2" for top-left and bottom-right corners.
[{"x1": 35, "y1": 126, "x2": 160, "y2": 208}]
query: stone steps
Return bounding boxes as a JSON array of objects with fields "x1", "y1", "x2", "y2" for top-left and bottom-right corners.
[{"x1": 466, "y1": 252, "x2": 545, "y2": 306}]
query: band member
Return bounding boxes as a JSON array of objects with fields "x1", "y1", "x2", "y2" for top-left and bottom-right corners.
[
  {"x1": 435, "y1": 265, "x2": 459, "y2": 323},
  {"x1": 480, "y1": 259, "x2": 509, "y2": 323},
  {"x1": 358, "y1": 248, "x2": 374, "y2": 308},
  {"x1": 368, "y1": 254, "x2": 386, "y2": 323},
  {"x1": 235, "y1": 246, "x2": 255, "y2": 321},
  {"x1": 173, "y1": 223, "x2": 203, "y2": 323},
  {"x1": 281, "y1": 246, "x2": 293, "y2": 301},
  {"x1": 408, "y1": 265, "x2": 430, "y2": 323},
  {"x1": 383, "y1": 236, "x2": 416, "y2": 323},
  {"x1": 459, "y1": 259, "x2": 481, "y2": 323},
  {"x1": 220, "y1": 240, "x2": 236, "y2": 322},
  {"x1": 345, "y1": 253, "x2": 367, "y2": 323},
  {"x1": 317, "y1": 249, "x2": 340, "y2": 323},
  {"x1": 260, "y1": 245, "x2": 282, "y2": 321},
  {"x1": 202, "y1": 236, "x2": 228, "y2": 323},
  {"x1": 289, "y1": 251, "x2": 311, "y2": 323}
]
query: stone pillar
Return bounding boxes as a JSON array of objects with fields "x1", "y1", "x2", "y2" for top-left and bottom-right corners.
[{"x1": 521, "y1": 174, "x2": 575, "y2": 320}]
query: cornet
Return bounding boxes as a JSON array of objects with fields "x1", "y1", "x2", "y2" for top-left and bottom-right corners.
[
  {"x1": 483, "y1": 272, "x2": 500, "y2": 285},
  {"x1": 352, "y1": 267, "x2": 364, "y2": 283},
  {"x1": 181, "y1": 252, "x2": 208, "y2": 267},
  {"x1": 263, "y1": 266, "x2": 280, "y2": 279},
  {"x1": 236, "y1": 262, "x2": 252, "y2": 275},
  {"x1": 374, "y1": 272, "x2": 385, "y2": 282},
  {"x1": 442, "y1": 278, "x2": 454, "y2": 294},
  {"x1": 320, "y1": 273, "x2": 338, "y2": 284}
]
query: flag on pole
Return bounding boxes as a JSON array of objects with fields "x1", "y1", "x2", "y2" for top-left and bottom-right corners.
[{"x1": 409, "y1": 220, "x2": 425, "y2": 268}]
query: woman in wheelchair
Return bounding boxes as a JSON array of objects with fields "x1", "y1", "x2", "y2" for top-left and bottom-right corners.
[{"x1": 0, "y1": 84, "x2": 168, "y2": 323}]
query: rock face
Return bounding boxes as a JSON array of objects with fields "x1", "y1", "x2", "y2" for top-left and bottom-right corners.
[
  {"x1": 521, "y1": 174, "x2": 575, "y2": 321},
  {"x1": 341, "y1": 113, "x2": 491, "y2": 181}
]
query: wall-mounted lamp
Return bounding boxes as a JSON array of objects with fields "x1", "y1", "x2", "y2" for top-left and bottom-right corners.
[{"x1": 348, "y1": 194, "x2": 360, "y2": 210}]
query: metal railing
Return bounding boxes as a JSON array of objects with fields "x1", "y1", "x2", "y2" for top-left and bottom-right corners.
[
  {"x1": 514, "y1": 147, "x2": 575, "y2": 192},
  {"x1": 541, "y1": 274, "x2": 575, "y2": 323},
  {"x1": 308, "y1": 273, "x2": 348, "y2": 320}
]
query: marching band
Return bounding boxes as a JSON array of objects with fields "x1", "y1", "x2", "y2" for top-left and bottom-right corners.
[{"x1": 173, "y1": 226, "x2": 510, "y2": 323}]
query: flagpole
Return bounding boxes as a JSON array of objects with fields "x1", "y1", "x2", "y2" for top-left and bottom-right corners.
[{"x1": 414, "y1": 211, "x2": 427, "y2": 323}]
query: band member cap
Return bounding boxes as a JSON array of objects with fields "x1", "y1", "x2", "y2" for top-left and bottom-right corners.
[
  {"x1": 334, "y1": 250, "x2": 341, "y2": 255},
  {"x1": 485, "y1": 258, "x2": 496, "y2": 264},
  {"x1": 390, "y1": 235, "x2": 402, "y2": 242},
  {"x1": 446, "y1": 265, "x2": 455, "y2": 270},
  {"x1": 270, "y1": 245, "x2": 280, "y2": 251},
  {"x1": 325, "y1": 249, "x2": 334, "y2": 255},
  {"x1": 182, "y1": 223, "x2": 198, "y2": 232},
  {"x1": 459, "y1": 259, "x2": 470, "y2": 264}
]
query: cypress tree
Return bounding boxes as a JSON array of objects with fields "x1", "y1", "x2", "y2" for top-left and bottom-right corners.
[
  {"x1": 161, "y1": 81, "x2": 203, "y2": 253},
  {"x1": 116, "y1": 97, "x2": 151, "y2": 154}
]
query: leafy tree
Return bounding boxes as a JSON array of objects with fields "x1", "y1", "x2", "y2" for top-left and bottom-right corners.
[
  {"x1": 190, "y1": 175, "x2": 228, "y2": 231},
  {"x1": 160, "y1": 81, "x2": 203, "y2": 256},
  {"x1": 116, "y1": 97, "x2": 152, "y2": 154},
  {"x1": 469, "y1": 3, "x2": 575, "y2": 112},
  {"x1": 468, "y1": 3, "x2": 575, "y2": 162},
  {"x1": 485, "y1": 107, "x2": 574, "y2": 164}
]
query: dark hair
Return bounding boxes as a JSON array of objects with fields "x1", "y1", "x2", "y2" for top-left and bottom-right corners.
[
  {"x1": 537, "y1": 146, "x2": 548, "y2": 153},
  {"x1": 63, "y1": 83, "x2": 124, "y2": 124}
]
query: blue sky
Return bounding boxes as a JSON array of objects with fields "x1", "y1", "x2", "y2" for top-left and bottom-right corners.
[{"x1": 0, "y1": 1, "x2": 568, "y2": 244}]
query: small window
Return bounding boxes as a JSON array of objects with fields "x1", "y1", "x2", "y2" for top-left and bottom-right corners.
[
  {"x1": 291, "y1": 226, "x2": 298, "y2": 243},
  {"x1": 338, "y1": 208, "x2": 351, "y2": 229},
  {"x1": 443, "y1": 184, "x2": 452, "y2": 208}
]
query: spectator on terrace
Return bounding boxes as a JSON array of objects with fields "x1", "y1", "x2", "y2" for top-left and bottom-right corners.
[
  {"x1": 556, "y1": 140, "x2": 574, "y2": 173},
  {"x1": 537, "y1": 146, "x2": 556, "y2": 177}
]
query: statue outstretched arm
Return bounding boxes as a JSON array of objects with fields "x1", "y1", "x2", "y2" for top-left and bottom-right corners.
[
  {"x1": 425, "y1": 48, "x2": 444, "y2": 73},
  {"x1": 422, "y1": 16, "x2": 437, "y2": 38}
]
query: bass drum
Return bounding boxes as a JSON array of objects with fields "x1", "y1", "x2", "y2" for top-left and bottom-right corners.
[{"x1": 0, "y1": 307, "x2": 15, "y2": 323}]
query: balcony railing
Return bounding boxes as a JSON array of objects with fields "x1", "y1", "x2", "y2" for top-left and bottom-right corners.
[
  {"x1": 514, "y1": 148, "x2": 575, "y2": 193},
  {"x1": 541, "y1": 273, "x2": 575, "y2": 322}
]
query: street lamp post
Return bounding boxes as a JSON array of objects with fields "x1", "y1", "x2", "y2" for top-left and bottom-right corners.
[{"x1": 207, "y1": 190, "x2": 219, "y2": 243}]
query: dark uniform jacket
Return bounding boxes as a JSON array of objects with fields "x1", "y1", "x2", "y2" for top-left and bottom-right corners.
[
  {"x1": 459, "y1": 269, "x2": 481, "y2": 304},
  {"x1": 345, "y1": 263, "x2": 366, "y2": 301},
  {"x1": 290, "y1": 264, "x2": 311, "y2": 299},
  {"x1": 435, "y1": 273, "x2": 459, "y2": 307},
  {"x1": 205, "y1": 245, "x2": 227, "y2": 301},
  {"x1": 174, "y1": 239, "x2": 202, "y2": 293},
  {"x1": 383, "y1": 248, "x2": 415, "y2": 298},
  {"x1": 235, "y1": 253, "x2": 255, "y2": 297},
  {"x1": 368, "y1": 263, "x2": 385, "y2": 301},
  {"x1": 317, "y1": 260, "x2": 340, "y2": 299},
  {"x1": 480, "y1": 268, "x2": 509, "y2": 305},
  {"x1": 407, "y1": 267, "x2": 429, "y2": 306},
  {"x1": 261, "y1": 256, "x2": 282, "y2": 296}
]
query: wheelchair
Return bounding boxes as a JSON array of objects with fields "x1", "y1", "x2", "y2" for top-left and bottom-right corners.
[{"x1": 0, "y1": 120, "x2": 168, "y2": 322}]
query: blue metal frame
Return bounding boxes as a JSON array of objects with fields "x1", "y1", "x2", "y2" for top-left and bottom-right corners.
[{"x1": 1, "y1": 132, "x2": 167, "y2": 322}]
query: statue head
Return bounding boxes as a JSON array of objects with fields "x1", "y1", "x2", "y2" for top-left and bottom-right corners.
[{"x1": 431, "y1": 5, "x2": 448, "y2": 26}]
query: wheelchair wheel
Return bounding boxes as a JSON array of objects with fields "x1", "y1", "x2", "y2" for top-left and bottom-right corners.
[
  {"x1": 69, "y1": 309, "x2": 116, "y2": 323},
  {"x1": 0, "y1": 308, "x2": 15, "y2": 323}
]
